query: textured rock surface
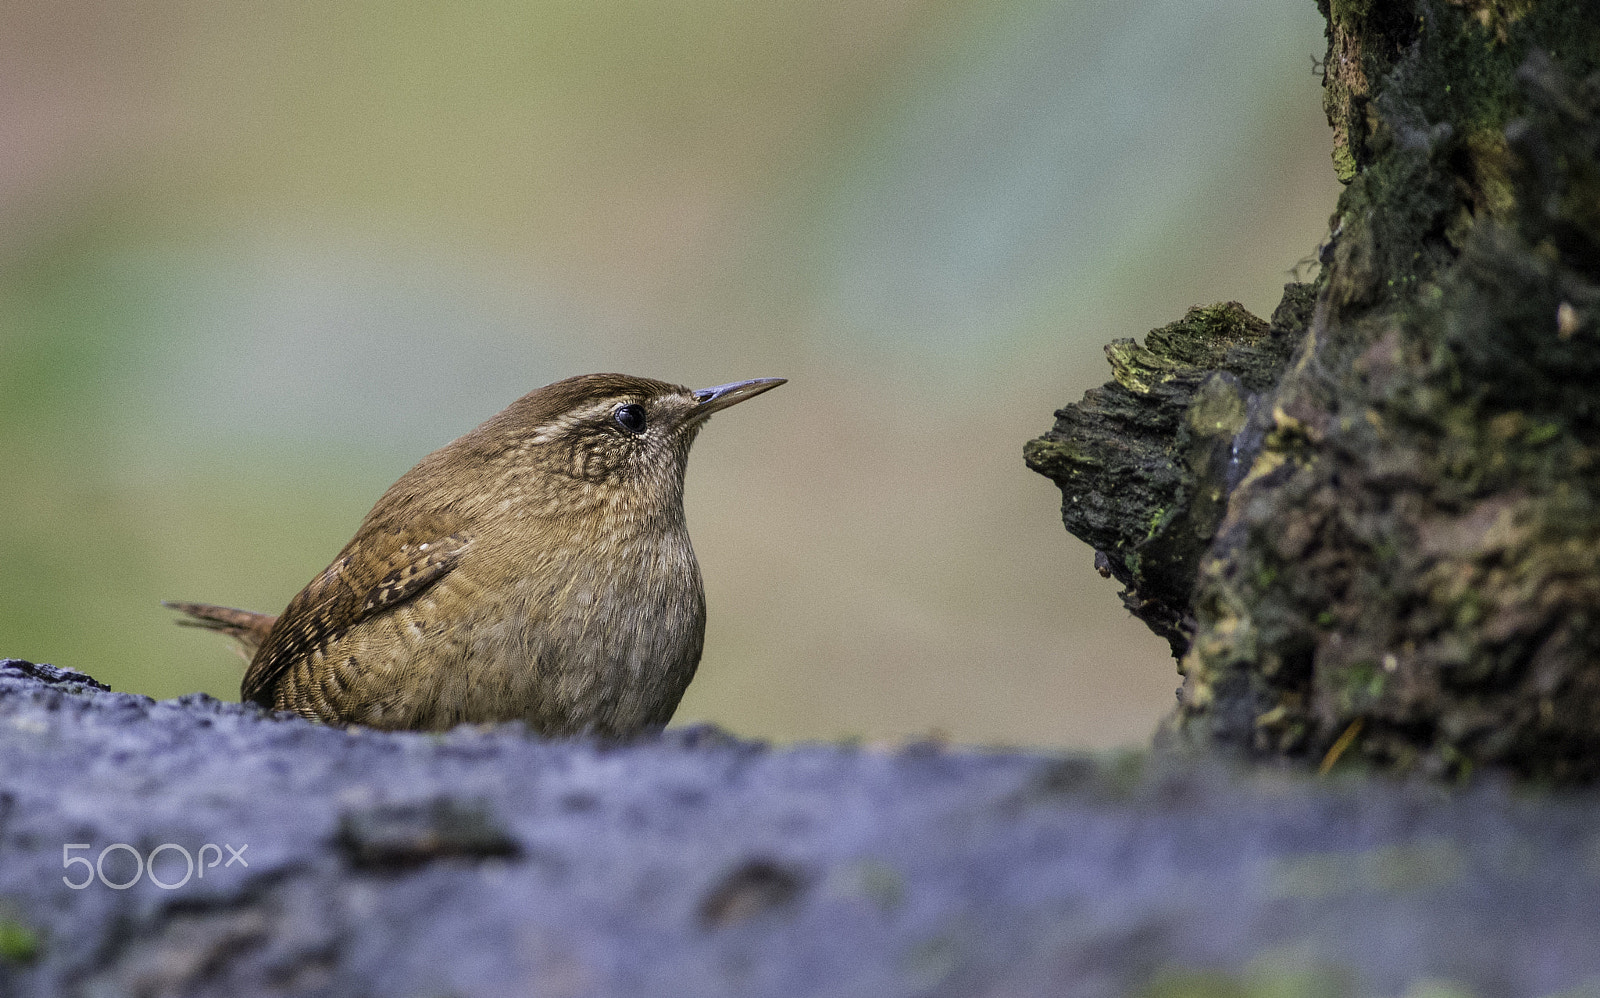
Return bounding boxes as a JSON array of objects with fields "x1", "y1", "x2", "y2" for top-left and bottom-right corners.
[{"x1": 2, "y1": 660, "x2": 1599, "y2": 997}]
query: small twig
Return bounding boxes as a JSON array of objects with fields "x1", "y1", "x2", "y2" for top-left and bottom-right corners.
[{"x1": 1319, "y1": 718, "x2": 1365, "y2": 775}]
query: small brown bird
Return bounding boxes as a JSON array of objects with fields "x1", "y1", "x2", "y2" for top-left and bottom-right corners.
[{"x1": 166, "y1": 373, "x2": 783, "y2": 736}]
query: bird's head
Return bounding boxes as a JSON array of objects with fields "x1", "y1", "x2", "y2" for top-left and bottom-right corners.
[{"x1": 448, "y1": 373, "x2": 785, "y2": 517}]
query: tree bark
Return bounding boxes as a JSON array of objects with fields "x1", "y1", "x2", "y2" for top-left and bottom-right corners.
[{"x1": 1028, "y1": 1, "x2": 1600, "y2": 782}]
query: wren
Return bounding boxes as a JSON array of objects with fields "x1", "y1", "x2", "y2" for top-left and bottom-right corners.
[{"x1": 166, "y1": 373, "x2": 784, "y2": 736}]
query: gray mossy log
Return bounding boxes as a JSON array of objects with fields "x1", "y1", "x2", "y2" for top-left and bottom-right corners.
[
  {"x1": 1028, "y1": 2, "x2": 1600, "y2": 781},
  {"x1": 3, "y1": 660, "x2": 1600, "y2": 996}
]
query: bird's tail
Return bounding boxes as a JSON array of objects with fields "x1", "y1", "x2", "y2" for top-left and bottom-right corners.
[{"x1": 162, "y1": 601, "x2": 278, "y2": 661}]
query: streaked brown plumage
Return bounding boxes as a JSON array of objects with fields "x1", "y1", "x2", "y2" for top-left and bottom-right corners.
[{"x1": 167, "y1": 373, "x2": 783, "y2": 736}]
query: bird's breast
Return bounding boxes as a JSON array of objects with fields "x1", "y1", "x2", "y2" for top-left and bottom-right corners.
[{"x1": 436, "y1": 519, "x2": 706, "y2": 734}]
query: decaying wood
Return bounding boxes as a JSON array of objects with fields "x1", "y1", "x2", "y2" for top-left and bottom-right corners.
[{"x1": 1029, "y1": 1, "x2": 1600, "y2": 781}]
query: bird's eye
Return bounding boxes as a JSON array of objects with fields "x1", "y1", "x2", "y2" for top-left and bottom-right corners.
[{"x1": 613, "y1": 403, "x2": 647, "y2": 434}]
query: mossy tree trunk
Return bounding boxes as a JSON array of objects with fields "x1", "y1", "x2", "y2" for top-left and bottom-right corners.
[{"x1": 1027, "y1": 0, "x2": 1600, "y2": 781}]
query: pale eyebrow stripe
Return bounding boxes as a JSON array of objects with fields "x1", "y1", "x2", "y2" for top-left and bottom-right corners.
[{"x1": 525, "y1": 399, "x2": 632, "y2": 444}]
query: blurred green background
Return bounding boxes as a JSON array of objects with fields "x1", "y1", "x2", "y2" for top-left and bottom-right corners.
[{"x1": 0, "y1": 0, "x2": 1339, "y2": 747}]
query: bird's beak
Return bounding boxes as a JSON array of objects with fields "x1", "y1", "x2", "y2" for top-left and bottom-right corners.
[{"x1": 692, "y1": 377, "x2": 786, "y2": 416}]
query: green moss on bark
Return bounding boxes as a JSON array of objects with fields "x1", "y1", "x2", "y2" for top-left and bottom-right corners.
[
  {"x1": 1025, "y1": 294, "x2": 1314, "y2": 656},
  {"x1": 1031, "y1": 1, "x2": 1600, "y2": 782}
]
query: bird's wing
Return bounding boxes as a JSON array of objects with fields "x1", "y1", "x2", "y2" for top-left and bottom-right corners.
[{"x1": 242, "y1": 522, "x2": 472, "y2": 707}]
